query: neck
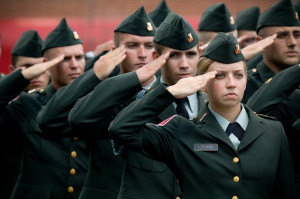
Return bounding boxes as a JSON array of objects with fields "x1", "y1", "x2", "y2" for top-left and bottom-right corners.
[
  {"x1": 210, "y1": 103, "x2": 242, "y2": 123},
  {"x1": 263, "y1": 57, "x2": 287, "y2": 74},
  {"x1": 141, "y1": 76, "x2": 154, "y2": 87}
]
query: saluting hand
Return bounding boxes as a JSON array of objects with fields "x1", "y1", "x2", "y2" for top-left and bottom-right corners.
[
  {"x1": 93, "y1": 45, "x2": 126, "y2": 80},
  {"x1": 21, "y1": 55, "x2": 64, "y2": 80},
  {"x1": 241, "y1": 34, "x2": 276, "y2": 61},
  {"x1": 167, "y1": 71, "x2": 217, "y2": 99},
  {"x1": 136, "y1": 52, "x2": 170, "y2": 86}
]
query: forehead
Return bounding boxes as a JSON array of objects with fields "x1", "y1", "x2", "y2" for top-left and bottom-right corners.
[
  {"x1": 47, "y1": 44, "x2": 84, "y2": 57},
  {"x1": 118, "y1": 33, "x2": 154, "y2": 44},
  {"x1": 161, "y1": 45, "x2": 198, "y2": 54},
  {"x1": 208, "y1": 61, "x2": 245, "y2": 71},
  {"x1": 16, "y1": 56, "x2": 44, "y2": 67},
  {"x1": 261, "y1": 26, "x2": 300, "y2": 34}
]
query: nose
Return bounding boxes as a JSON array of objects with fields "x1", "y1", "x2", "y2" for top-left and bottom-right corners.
[
  {"x1": 226, "y1": 74, "x2": 236, "y2": 88},
  {"x1": 179, "y1": 55, "x2": 189, "y2": 69},
  {"x1": 69, "y1": 57, "x2": 79, "y2": 69},
  {"x1": 138, "y1": 46, "x2": 146, "y2": 59},
  {"x1": 287, "y1": 34, "x2": 297, "y2": 47}
]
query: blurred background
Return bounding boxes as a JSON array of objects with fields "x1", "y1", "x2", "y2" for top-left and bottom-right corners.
[{"x1": 0, "y1": 0, "x2": 281, "y2": 74}]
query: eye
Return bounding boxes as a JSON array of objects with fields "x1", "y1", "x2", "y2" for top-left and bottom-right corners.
[
  {"x1": 293, "y1": 31, "x2": 300, "y2": 39},
  {"x1": 145, "y1": 43, "x2": 154, "y2": 49},
  {"x1": 187, "y1": 51, "x2": 197, "y2": 57},
  {"x1": 126, "y1": 43, "x2": 137, "y2": 49},
  {"x1": 215, "y1": 73, "x2": 225, "y2": 79},
  {"x1": 76, "y1": 55, "x2": 84, "y2": 60},
  {"x1": 276, "y1": 32, "x2": 289, "y2": 39},
  {"x1": 169, "y1": 53, "x2": 178, "y2": 58},
  {"x1": 235, "y1": 73, "x2": 244, "y2": 78}
]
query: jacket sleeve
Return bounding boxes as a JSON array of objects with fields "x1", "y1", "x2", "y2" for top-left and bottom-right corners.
[
  {"x1": 247, "y1": 64, "x2": 300, "y2": 114},
  {"x1": 271, "y1": 124, "x2": 295, "y2": 198},
  {"x1": 68, "y1": 71, "x2": 142, "y2": 138},
  {"x1": 37, "y1": 69, "x2": 102, "y2": 137},
  {"x1": 108, "y1": 83, "x2": 178, "y2": 161}
]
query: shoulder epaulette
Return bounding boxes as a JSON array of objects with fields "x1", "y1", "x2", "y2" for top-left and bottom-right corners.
[
  {"x1": 28, "y1": 89, "x2": 37, "y2": 94},
  {"x1": 265, "y1": 78, "x2": 272, "y2": 84},
  {"x1": 254, "y1": 112, "x2": 277, "y2": 121}
]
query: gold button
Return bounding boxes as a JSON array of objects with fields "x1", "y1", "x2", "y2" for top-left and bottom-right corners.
[
  {"x1": 176, "y1": 179, "x2": 179, "y2": 184},
  {"x1": 233, "y1": 176, "x2": 239, "y2": 182},
  {"x1": 233, "y1": 157, "x2": 239, "y2": 163},
  {"x1": 176, "y1": 197, "x2": 181, "y2": 199},
  {"x1": 40, "y1": 89, "x2": 45, "y2": 92},
  {"x1": 73, "y1": 137, "x2": 79, "y2": 140},
  {"x1": 232, "y1": 196, "x2": 238, "y2": 199},
  {"x1": 70, "y1": 168, "x2": 76, "y2": 175},
  {"x1": 71, "y1": 151, "x2": 77, "y2": 158},
  {"x1": 68, "y1": 186, "x2": 74, "y2": 193}
]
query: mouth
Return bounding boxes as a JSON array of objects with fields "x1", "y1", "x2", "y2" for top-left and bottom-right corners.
[
  {"x1": 70, "y1": 73, "x2": 81, "y2": 78},
  {"x1": 178, "y1": 73, "x2": 190, "y2": 78},
  {"x1": 286, "y1": 51, "x2": 298, "y2": 57},
  {"x1": 225, "y1": 92, "x2": 237, "y2": 98},
  {"x1": 30, "y1": 81, "x2": 42, "y2": 86},
  {"x1": 135, "y1": 63, "x2": 146, "y2": 67}
]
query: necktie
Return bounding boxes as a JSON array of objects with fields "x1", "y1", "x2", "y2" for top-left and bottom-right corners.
[
  {"x1": 226, "y1": 122, "x2": 244, "y2": 141},
  {"x1": 136, "y1": 89, "x2": 146, "y2": 100},
  {"x1": 175, "y1": 98, "x2": 189, "y2": 119}
]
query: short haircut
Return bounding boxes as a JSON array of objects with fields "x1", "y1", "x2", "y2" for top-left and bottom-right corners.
[{"x1": 11, "y1": 55, "x2": 19, "y2": 66}]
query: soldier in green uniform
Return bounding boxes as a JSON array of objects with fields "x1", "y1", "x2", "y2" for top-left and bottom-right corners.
[
  {"x1": 0, "y1": 30, "x2": 52, "y2": 199},
  {"x1": 109, "y1": 32, "x2": 294, "y2": 199},
  {"x1": 148, "y1": 0, "x2": 172, "y2": 28},
  {"x1": 197, "y1": 3, "x2": 237, "y2": 46},
  {"x1": 242, "y1": 0, "x2": 300, "y2": 103},
  {"x1": 235, "y1": 6, "x2": 260, "y2": 49},
  {"x1": 67, "y1": 12, "x2": 207, "y2": 199},
  {"x1": 37, "y1": 6, "x2": 158, "y2": 199},
  {"x1": 9, "y1": 30, "x2": 50, "y2": 92},
  {"x1": 0, "y1": 18, "x2": 89, "y2": 199}
]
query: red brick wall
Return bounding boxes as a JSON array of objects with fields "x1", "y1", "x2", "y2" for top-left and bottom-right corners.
[{"x1": 0, "y1": 0, "x2": 291, "y2": 73}]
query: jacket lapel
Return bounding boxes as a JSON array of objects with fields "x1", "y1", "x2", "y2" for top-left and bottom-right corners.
[
  {"x1": 237, "y1": 106, "x2": 264, "y2": 151},
  {"x1": 195, "y1": 105, "x2": 237, "y2": 151}
]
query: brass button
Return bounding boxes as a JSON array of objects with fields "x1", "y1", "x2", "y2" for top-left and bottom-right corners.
[
  {"x1": 233, "y1": 157, "x2": 239, "y2": 163},
  {"x1": 68, "y1": 186, "x2": 74, "y2": 193},
  {"x1": 73, "y1": 137, "x2": 79, "y2": 140},
  {"x1": 233, "y1": 176, "x2": 239, "y2": 183},
  {"x1": 176, "y1": 179, "x2": 179, "y2": 184},
  {"x1": 176, "y1": 197, "x2": 181, "y2": 199},
  {"x1": 40, "y1": 89, "x2": 45, "y2": 92},
  {"x1": 70, "y1": 168, "x2": 76, "y2": 175},
  {"x1": 71, "y1": 151, "x2": 77, "y2": 158},
  {"x1": 232, "y1": 196, "x2": 238, "y2": 199}
]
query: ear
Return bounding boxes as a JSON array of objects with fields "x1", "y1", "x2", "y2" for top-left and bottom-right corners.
[
  {"x1": 9, "y1": 64, "x2": 16, "y2": 73},
  {"x1": 256, "y1": 36, "x2": 262, "y2": 42},
  {"x1": 153, "y1": 51, "x2": 159, "y2": 59},
  {"x1": 198, "y1": 46, "x2": 202, "y2": 56}
]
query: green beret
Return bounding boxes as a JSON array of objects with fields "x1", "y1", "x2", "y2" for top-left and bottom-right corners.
[
  {"x1": 114, "y1": 6, "x2": 156, "y2": 36},
  {"x1": 42, "y1": 18, "x2": 83, "y2": 54},
  {"x1": 197, "y1": 3, "x2": 236, "y2": 32},
  {"x1": 257, "y1": 0, "x2": 300, "y2": 33},
  {"x1": 200, "y1": 32, "x2": 245, "y2": 64},
  {"x1": 11, "y1": 30, "x2": 43, "y2": 58},
  {"x1": 148, "y1": 0, "x2": 172, "y2": 27},
  {"x1": 154, "y1": 12, "x2": 199, "y2": 50},
  {"x1": 236, "y1": 7, "x2": 260, "y2": 31}
]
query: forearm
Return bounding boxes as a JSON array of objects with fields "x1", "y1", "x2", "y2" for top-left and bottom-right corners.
[
  {"x1": 37, "y1": 69, "x2": 101, "y2": 136},
  {"x1": 0, "y1": 69, "x2": 29, "y2": 107},
  {"x1": 109, "y1": 83, "x2": 175, "y2": 140},
  {"x1": 69, "y1": 71, "x2": 143, "y2": 133}
]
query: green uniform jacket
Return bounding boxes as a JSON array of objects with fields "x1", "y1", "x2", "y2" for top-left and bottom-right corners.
[
  {"x1": 69, "y1": 72, "x2": 207, "y2": 199},
  {"x1": 0, "y1": 71, "x2": 25, "y2": 199},
  {"x1": 109, "y1": 83, "x2": 295, "y2": 199},
  {"x1": 37, "y1": 67, "x2": 123, "y2": 199},
  {"x1": 0, "y1": 69, "x2": 89, "y2": 199},
  {"x1": 293, "y1": 119, "x2": 300, "y2": 198}
]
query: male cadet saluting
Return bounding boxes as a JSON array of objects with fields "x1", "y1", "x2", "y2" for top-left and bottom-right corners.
[
  {"x1": 242, "y1": 0, "x2": 300, "y2": 104},
  {"x1": 0, "y1": 18, "x2": 88, "y2": 199},
  {"x1": 197, "y1": 3, "x2": 237, "y2": 46},
  {"x1": 109, "y1": 32, "x2": 294, "y2": 199},
  {"x1": 37, "y1": 6, "x2": 157, "y2": 199},
  {"x1": 9, "y1": 30, "x2": 50, "y2": 92},
  {"x1": 68, "y1": 11, "x2": 206, "y2": 199},
  {"x1": 0, "y1": 30, "x2": 50, "y2": 199},
  {"x1": 235, "y1": 6, "x2": 262, "y2": 70},
  {"x1": 148, "y1": 0, "x2": 172, "y2": 28}
]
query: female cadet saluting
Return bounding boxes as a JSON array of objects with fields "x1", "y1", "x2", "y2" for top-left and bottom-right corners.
[{"x1": 109, "y1": 32, "x2": 294, "y2": 199}]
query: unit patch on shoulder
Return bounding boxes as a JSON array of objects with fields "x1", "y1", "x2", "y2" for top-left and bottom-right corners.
[{"x1": 157, "y1": 115, "x2": 177, "y2": 126}]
